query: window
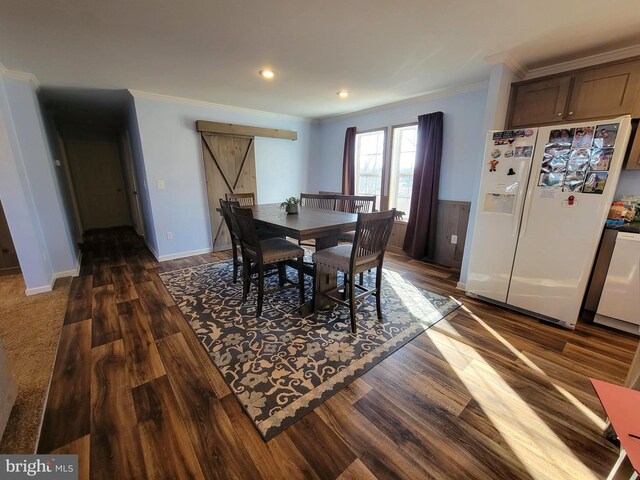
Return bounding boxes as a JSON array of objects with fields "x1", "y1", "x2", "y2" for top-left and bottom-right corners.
[
  {"x1": 389, "y1": 125, "x2": 418, "y2": 218},
  {"x1": 354, "y1": 124, "x2": 418, "y2": 219},
  {"x1": 354, "y1": 130, "x2": 385, "y2": 210}
]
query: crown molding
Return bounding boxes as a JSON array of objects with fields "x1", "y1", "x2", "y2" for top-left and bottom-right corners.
[
  {"x1": 128, "y1": 89, "x2": 312, "y2": 123},
  {"x1": 484, "y1": 52, "x2": 528, "y2": 78},
  {"x1": 317, "y1": 81, "x2": 489, "y2": 124},
  {"x1": 1, "y1": 68, "x2": 40, "y2": 88},
  {"x1": 525, "y1": 44, "x2": 640, "y2": 79}
]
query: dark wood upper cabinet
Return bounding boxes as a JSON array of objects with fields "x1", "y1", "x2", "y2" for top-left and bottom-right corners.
[
  {"x1": 508, "y1": 76, "x2": 572, "y2": 128},
  {"x1": 507, "y1": 58, "x2": 640, "y2": 129},
  {"x1": 567, "y1": 61, "x2": 640, "y2": 120},
  {"x1": 625, "y1": 122, "x2": 640, "y2": 169}
]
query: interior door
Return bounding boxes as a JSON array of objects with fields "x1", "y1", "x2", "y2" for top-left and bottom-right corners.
[
  {"x1": 66, "y1": 141, "x2": 131, "y2": 230},
  {"x1": 200, "y1": 134, "x2": 257, "y2": 251},
  {"x1": 0, "y1": 200, "x2": 20, "y2": 274}
]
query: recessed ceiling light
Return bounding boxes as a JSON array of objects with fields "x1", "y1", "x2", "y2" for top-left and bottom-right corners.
[
  {"x1": 337, "y1": 91, "x2": 349, "y2": 98},
  {"x1": 259, "y1": 69, "x2": 275, "y2": 79}
]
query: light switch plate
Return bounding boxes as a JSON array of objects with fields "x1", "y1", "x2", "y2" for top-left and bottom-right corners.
[
  {"x1": 166, "y1": 231, "x2": 173, "y2": 240},
  {"x1": 451, "y1": 234, "x2": 458, "y2": 245},
  {"x1": 157, "y1": 180, "x2": 166, "y2": 190}
]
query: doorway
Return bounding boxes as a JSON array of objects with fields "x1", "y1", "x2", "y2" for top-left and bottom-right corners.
[
  {"x1": 0, "y1": 200, "x2": 20, "y2": 275},
  {"x1": 65, "y1": 140, "x2": 131, "y2": 230}
]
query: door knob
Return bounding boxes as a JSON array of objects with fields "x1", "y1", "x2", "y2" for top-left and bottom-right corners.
[
  {"x1": 557, "y1": 112, "x2": 562, "y2": 116},
  {"x1": 568, "y1": 111, "x2": 574, "y2": 116}
]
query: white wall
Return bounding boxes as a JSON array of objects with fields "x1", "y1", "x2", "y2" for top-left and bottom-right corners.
[
  {"x1": 0, "y1": 74, "x2": 79, "y2": 293},
  {"x1": 310, "y1": 87, "x2": 488, "y2": 202},
  {"x1": 616, "y1": 169, "x2": 640, "y2": 197},
  {"x1": 130, "y1": 93, "x2": 313, "y2": 260}
]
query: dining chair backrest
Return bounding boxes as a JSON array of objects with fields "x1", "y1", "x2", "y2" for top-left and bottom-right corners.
[
  {"x1": 300, "y1": 193, "x2": 336, "y2": 210},
  {"x1": 318, "y1": 191, "x2": 341, "y2": 195},
  {"x1": 230, "y1": 205, "x2": 261, "y2": 258},
  {"x1": 219, "y1": 198, "x2": 241, "y2": 241},
  {"x1": 336, "y1": 195, "x2": 376, "y2": 214},
  {"x1": 350, "y1": 209, "x2": 396, "y2": 268},
  {"x1": 226, "y1": 192, "x2": 256, "y2": 206}
]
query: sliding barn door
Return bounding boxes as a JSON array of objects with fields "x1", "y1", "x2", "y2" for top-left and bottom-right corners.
[{"x1": 200, "y1": 133, "x2": 257, "y2": 251}]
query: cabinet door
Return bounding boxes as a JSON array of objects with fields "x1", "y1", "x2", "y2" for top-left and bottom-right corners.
[
  {"x1": 626, "y1": 127, "x2": 640, "y2": 170},
  {"x1": 567, "y1": 61, "x2": 640, "y2": 120},
  {"x1": 509, "y1": 76, "x2": 571, "y2": 127}
]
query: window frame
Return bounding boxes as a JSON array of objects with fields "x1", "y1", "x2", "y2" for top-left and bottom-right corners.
[{"x1": 354, "y1": 122, "x2": 418, "y2": 222}]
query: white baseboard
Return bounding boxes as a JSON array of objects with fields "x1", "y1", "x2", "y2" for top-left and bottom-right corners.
[
  {"x1": 52, "y1": 251, "x2": 83, "y2": 281},
  {"x1": 456, "y1": 281, "x2": 466, "y2": 291},
  {"x1": 25, "y1": 281, "x2": 54, "y2": 296},
  {"x1": 144, "y1": 239, "x2": 160, "y2": 261},
  {"x1": 158, "y1": 247, "x2": 213, "y2": 262}
]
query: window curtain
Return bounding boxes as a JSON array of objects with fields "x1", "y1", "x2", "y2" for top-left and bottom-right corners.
[
  {"x1": 341, "y1": 127, "x2": 356, "y2": 195},
  {"x1": 403, "y1": 112, "x2": 443, "y2": 260}
]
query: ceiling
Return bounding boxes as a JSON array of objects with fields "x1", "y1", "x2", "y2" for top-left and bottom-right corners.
[{"x1": 1, "y1": 0, "x2": 640, "y2": 119}]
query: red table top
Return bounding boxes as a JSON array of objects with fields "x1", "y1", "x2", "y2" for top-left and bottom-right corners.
[{"x1": 590, "y1": 378, "x2": 640, "y2": 474}]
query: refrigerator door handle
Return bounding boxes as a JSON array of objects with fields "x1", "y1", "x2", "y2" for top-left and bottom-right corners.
[{"x1": 519, "y1": 189, "x2": 535, "y2": 238}]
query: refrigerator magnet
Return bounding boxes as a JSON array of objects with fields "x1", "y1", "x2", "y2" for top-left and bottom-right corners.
[
  {"x1": 539, "y1": 172, "x2": 564, "y2": 188},
  {"x1": 583, "y1": 172, "x2": 608, "y2": 194},
  {"x1": 562, "y1": 172, "x2": 585, "y2": 192},
  {"x1": 589, "y1": 148, "x2": 614, "y2": 171},
  {"x1": 491, "y1": 148, "x2": 501, "y2": 158},
  {"x1": 593, "y1": 124, "x2": 618, "y2": 148},
  {"x1": 548, "y1": 128, "x2": 574, "y2": 146},
  {"x1": 514, "y1": 145, "x2": 533, "y2": 158},
  {"x1": 488, "y1": 159, "x2": 499, "y2": 172},
  {"x1": 507, "y1": 168, "x2": 516, "y2": 176},
  {"x1": 571, "y1": 127, "x2": 594, "y2": 148}
]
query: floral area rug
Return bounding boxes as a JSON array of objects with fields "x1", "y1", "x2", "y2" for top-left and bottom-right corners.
[{"x1": 159, "y1": 259, "x2": 460, "y2": 440}]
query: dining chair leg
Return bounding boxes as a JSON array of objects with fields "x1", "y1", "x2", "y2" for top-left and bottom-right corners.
[
  {"x1": 348, "y1": 272, "x2": 357, "y2": 333},
  {"x1": 297, "y1": 256, "x2": 305, "y2": 306},
  {"x1": 312, "y1": 263, "x2": 318, "y2": 313},
  {"x1": 241, "y1": 256, "x2": 250, "y2": 302},
  {"x1": 277, "y1": 262, "x2": 286, "y2": 288},
  {"x1": 257, "y1": 265, "x2": 265, "y2": 317},
  {"x1": 232, "y1": 244, "x2": 239, "y2": 283},
  {"x1": 375, "y1": 266, "x2": 383, "y2": 320},
  {"x1": 359, "y1": 271, "x2": 364, "y2": 285}
]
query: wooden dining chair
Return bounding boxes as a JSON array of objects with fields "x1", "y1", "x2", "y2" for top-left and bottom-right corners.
[
  {"x1": 335, "y1": 195, "x2": 376, "y2": 242},
  {"x1": 231, "y1": 205, "x2": 305, "y2": 317},
  {"x1": 219, "y1": 199, "x2": 243, "y2": 283},
  {"x1": 312, "y1": 209, "x2": 395, "y2": 333},
  {"x1": 226, "y1": 192, "x2": 256, "y2": 206},
  {"x1": 220, "y1": 199, "x2": 281, "y2": 283},
  {"x1": 335, "y1": 195, "x2": 376, "y2": 214},
  {"x1": 300, "y1": 193, "x2": 337, "y2": 210}
]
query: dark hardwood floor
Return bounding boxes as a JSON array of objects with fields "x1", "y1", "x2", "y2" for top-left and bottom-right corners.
[{"x1": 38, "y1": 227, "x2": 637, "y2": 479}]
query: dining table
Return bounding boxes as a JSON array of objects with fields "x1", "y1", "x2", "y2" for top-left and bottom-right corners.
[{"x1": 249, "y1": 203, "x2": 358, "y2": 310}]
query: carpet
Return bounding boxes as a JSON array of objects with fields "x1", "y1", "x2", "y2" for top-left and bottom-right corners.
[
  {"x1": 0, "y1": 274, "x2": 70, "y2": 453},
  {"x1": 160, "y1": 260, "x2": 460, "y2": 440}
]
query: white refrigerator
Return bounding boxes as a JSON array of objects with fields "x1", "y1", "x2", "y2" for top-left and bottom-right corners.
[{"x1": 466, "y1": 116, "x2": 633, "y2": 329}]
